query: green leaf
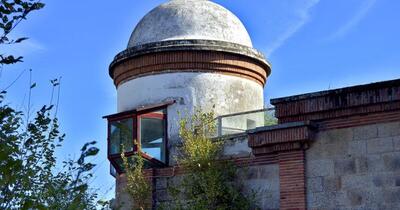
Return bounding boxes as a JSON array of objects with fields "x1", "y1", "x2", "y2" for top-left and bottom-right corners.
[
  {"x1": 2, "y1": 15, "x2": 8, "y2": 23},
  {"x1": 85, "y1": 147, "x2": 99, "y2": 157},
  {"x1": 15, "y1": 37, "x2": 28, "y2": 43},
  {"x1": 80, "y1": 140, "x2": 96, "y2": 152}
]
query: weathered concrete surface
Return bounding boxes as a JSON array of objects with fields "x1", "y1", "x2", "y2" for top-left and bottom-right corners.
[
  {"x1": 128, "y1": 0, "x2": 253, "y2": 47},
  {"x1": 223, "y1": 134, "x2": 252, "y2": 158},
  {"x1": 114, "y1": 174, "x2": 133, "y2": 210},
  {"x1": 306, "y1": 121, "x2": 400, "y2": 210},
  {"x1": 117, "y1": 72, "x2": 264, "y2": 163},
  {"x1": 239, "y1": 164, "x2": 280, "y2": 210}
]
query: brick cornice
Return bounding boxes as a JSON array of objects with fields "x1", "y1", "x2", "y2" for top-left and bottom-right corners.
[
  {"x1": 248, "y1": 121, "x2": 316, "y2": 156},
  {"x1": 247, "y1": 123, "x2": 311, "y2": 210},
  {"x1": 109, "y1": 40, "x2": 271, "y2": 87},
  {"x1": 271, "y1": 79, "x2": 400, "y2": 123},
  {"x1": 110, "y1": 50, "x2": 270, "y2": 87}
]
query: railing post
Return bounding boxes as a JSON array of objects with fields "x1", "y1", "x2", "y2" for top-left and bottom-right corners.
[{"x1": 217, "y1": 116, "x2": 222, "y2": 137}]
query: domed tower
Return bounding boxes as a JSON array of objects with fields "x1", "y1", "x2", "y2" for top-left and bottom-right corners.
[{"x1": 105, "y1": 0, "x2": 270, "y2": 174}]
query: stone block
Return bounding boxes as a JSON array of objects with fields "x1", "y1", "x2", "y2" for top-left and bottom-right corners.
[
  {"x1": 324, "y1": 142, "x2": 349, "y2": 158},
  {"x1": 383, "y1": 153, "x2": 400, "y2": 172},
  {"x1": 258, "y1": 191, "x2": 280, "y2": 210},
  {"x1": 319, "y1": 128, "x2": 353, "y2": 144},
  {"x1": 323, "y1": 176, "x2": 342, "y2": 192},
  {"x1": 346, "y1": 190, "x2": 363, "y2": 206},
  {"x1": 344, "y1": 189, "x2": 384, "y2": 208},
  {"x1": 243, "y1": 178, "x2": 279, "y2": 195},
  {"x1": 307, "y1": 177, "x2": 323, "y2": 193},
  {"x1": 242, "y1": 176, "x2": 280, "y2": 210},
  {"x1": 366, "y1": 155, "x2": 386, "y2": 172},
  {"x1": 258, "y1": 164, "x2": 279, "y2": 179},
  {"x1": 155, "y1": 189, "x2": 170, "y2": 202},
  {"x1": 307, "y1": 191, "x2": 332, "y2": 209},
  {"x1": 366, "y1": 137, "x2": 393, "y2": 154},
  {"x1": 334, "y1": 158, "x2": 356, "y2": 176},
  {"x1": 167, "y1": 176, "x2": 183, "y2": 188},
  {"x1": 353, "y1": 124, "x2": 378, "y2": 141},
  {"x1": 306, "y1": 159, "x2": 334, "y2": 177},
  {"x1": 383, "y1": 188, "x2": 400, "y2": 203},
  {"x1": 372, "y1": 174, "x2": 397, "y2": 188},
  {"x1": 378, "y1": 122, "x2": 400, "y2": 138},
  {"x1": 156, "y1": 177, "x2": 167, "y2": 190},
  {"x1": 378, "y1": 202, "x2": 400, "y2": 210},
  {"x1": 394, "y1": 136, "x2": 400, "y2": 151},
  {"x1": 309, "y1": 139, "x2": 349, "y2": 159},
  {"x1": 306, "y1": 141, "x2": 324, "y2": 159},
  {"x1": 355, "y1": 157, "x2": 368, "y2": 173},
  {"x1": 307, "y1": 191, "x2": 347, "y2": 209},
  {"x1": 244, "y1": 166, "x2": 259, "y2": 179},
  {"x1": 348, "y1": 141, "x2": 367, "y2": 157},
  {"x1": 342, "y1": 175, "x2": 373, "y2": 190},
  {"x1": 396, "y1": 177, "x2": 400, "y2": 187}
]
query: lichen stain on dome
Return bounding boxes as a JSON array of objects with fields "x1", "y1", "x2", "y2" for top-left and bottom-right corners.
[{"x1": 128, "y1": 0, "x2": 253, "y2": 48}]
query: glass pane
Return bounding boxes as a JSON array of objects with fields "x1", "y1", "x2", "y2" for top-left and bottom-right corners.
[
  {"x1": 110, "y1": 164, "x2": 117, "y2": 177},
  {"x1": 216, "y1": 109, "x2": 277, "y2": 136},
  {"x1": 140, "y1": 115, "x2": 165, "y2": 163},
  {"x1": 109, "y1": 118, "x2": 134, "y2": 155}
]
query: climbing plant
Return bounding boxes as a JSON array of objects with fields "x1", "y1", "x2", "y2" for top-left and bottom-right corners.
[
  {"x1": 121, "y1": 146, "x2": 152, "y2": 210},
  {"x1": 163, "y1": 109, "x2": 259, "y2": 210}
]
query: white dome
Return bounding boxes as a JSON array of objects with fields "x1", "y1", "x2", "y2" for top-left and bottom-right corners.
[{"x1": 128, "y1": 0, "x2": 253, "y2": 48}]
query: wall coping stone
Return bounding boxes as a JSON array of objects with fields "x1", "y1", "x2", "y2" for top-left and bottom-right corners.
[{"x1": 271, "y1": 78, "x2": 400, "y2": 104}]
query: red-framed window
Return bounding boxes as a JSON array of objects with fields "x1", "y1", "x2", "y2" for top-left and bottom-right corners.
[{"x1": 105, "y1": 105, "x2": 169, "y2": 174}]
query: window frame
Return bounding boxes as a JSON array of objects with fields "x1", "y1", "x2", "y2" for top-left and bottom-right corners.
[
  {"x1": 105, "y1": 102, "x2": 171, "y2": 174},
  {"x1": 137, "y1": 111, "x2": 168, "y2": 165}
]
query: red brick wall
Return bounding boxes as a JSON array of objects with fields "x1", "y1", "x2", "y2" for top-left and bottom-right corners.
[
  {"x1": 279, "y1": 150, "x2": 306, "y2": 210},
  {"x1": 110, "y1": 50, "x2": 270, "y2": 87}
]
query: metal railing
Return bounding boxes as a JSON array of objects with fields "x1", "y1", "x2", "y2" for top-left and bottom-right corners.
[{"x1": 215, "y1": 108, "x2": 277, "y2": 137}]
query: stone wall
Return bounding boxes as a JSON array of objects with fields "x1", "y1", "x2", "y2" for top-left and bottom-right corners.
[
  {"x1": 114, "y1": 135, "x2": 281, "y2": 210},
  {"x1": 306, "y1": 121, "x2": 400, "y2": 209},
  {"x1": 152, "y1": 164, "x2": 280, "y2": 210},
  {"x1": 240, "y1": 164, "x2": 280, "y2": 210}
]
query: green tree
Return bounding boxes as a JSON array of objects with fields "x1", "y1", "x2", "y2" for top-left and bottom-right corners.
[
  {"x1": 0, "y1": 93, "x2": 100, "y2": 209},
  {"x1": 0, "y1": 0, "x2": 44, "y2": 65},
  {"x1": 264, "y1": 108, "x2": 278, "y2": 126},
  {"x1": 0, "y1": 1, "x2": 102, "y2": 209}
]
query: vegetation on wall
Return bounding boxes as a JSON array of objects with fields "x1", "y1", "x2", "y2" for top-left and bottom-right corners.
[
  {"x1": 163, "y1": 110, "x2": 258, "y2": 210},
  {"x1": 121, "y1": 147, "x2": 152, "y2": 210}
]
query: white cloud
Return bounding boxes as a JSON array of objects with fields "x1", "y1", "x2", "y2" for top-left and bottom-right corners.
[
  {"x1": 265, "y1": 0, "x2": 320, "y2": 56},
  {"x1": 326, "y1": 0, "x2": 377, "y2": 40}
]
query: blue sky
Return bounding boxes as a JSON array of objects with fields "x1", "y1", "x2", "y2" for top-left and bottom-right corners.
[{"x1": 1, "y1": 0, "x2": 400, "y2": 201}]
